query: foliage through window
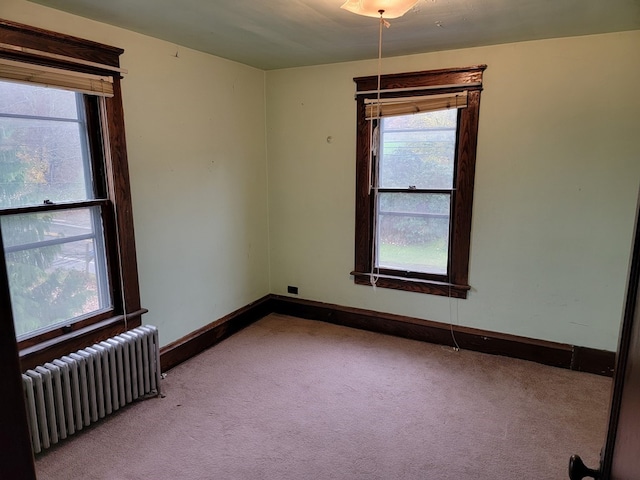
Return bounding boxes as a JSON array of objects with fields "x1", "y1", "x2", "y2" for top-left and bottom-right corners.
[
  {"x1": 352, "y1": 66, "x2": 486, "y2": 298},
  {"x1": 377, "y1": 109, "x2": 457, "y2": 275},
  {"x1": 0, "y1": 81, "x2": 111, "y2": 337}
]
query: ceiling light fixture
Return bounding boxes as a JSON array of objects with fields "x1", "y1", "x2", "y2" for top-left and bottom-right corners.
[{"x1": 340, "y1": 0, "x2": 419, "y2": 19}]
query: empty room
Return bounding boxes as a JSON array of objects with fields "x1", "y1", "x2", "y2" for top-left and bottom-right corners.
[{"x1": 1, "y1": 0, "x2": 639, "y2": 479}]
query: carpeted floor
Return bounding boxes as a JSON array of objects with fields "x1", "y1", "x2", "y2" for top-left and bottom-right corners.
[{"x1": 35, "y1": 314, "x2": 611, "y2": 480}]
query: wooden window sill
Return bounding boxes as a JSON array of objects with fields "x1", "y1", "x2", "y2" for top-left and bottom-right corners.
[
  {"x1": 352, "y1": 272, "x2": 469, "y2": 299},
  {"x1": 19, "y1": 309, "x2": 147, "y2": 371}
]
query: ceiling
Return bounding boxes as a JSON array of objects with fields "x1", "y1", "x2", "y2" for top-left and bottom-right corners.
[{"x1": 29, "y1": 0, "x2": 640, "y2": 70}]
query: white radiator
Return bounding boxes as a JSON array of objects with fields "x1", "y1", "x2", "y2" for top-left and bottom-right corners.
[{"x1": 22, "y1": 325, "x2": 162, "y2": 454}]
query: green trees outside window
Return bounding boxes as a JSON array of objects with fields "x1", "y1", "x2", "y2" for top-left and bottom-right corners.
[{"x1": 0, "y1": 81, "x2": 111, "y2": 337}]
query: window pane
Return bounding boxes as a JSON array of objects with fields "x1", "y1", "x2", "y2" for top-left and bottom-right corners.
[
  {"x1": 0, "y1": 81, "x2": 92, "y2": 207},
  {"x1": 1, "y1": 207, "x2": 112, "y2": 338},
  {"x1": 376, "y1": 193, "x2": 450, "y2": 275},
  {"x1": 379, "y1": 109, "x2": 458, "y2": 189}
]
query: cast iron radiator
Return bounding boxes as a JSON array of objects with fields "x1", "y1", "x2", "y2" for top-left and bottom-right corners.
[{"x1": 22, "y1": 325, "x2": 162, "y2": 454}]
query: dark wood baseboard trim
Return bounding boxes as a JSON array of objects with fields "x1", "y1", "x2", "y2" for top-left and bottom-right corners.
[
  {"x1": 159, "y1": 293, "x2": 615, "y2": 377},
  {"x1": 572, "y1": 346, "x2": 616, "y2": 377},
  {"x1": 270, "y1": 295, "x2": 616, "y2": 377},
  {"x1": 160, "y1": 295, "x2": 273, "y2": 372}
]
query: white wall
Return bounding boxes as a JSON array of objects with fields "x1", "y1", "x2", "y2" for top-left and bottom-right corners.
[
  {"x1": 266, "y1": 31, "x2": 640, "y2": 351},
  {"x1": 1, "y1": 0, "x2": 271, "y2": 346}
]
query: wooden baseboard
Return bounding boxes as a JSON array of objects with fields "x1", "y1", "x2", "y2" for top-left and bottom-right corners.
[
  {"x1": 572, "y1": 346, "x2": 616, "y2": 377},
  {"x1": 159, "y1": 295, "x2": 272, "y2": 372},
  {"x1": 160, "y1": 293, "x2": 615, "y2": 377},
  {"x1": 270, "y1": 295, "x2": 616, "y2": 377}
]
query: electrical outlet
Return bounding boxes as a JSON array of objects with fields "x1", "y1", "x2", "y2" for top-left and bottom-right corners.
[{"x1": 287, "y1": 285, "x2": 298, "y2": 295}]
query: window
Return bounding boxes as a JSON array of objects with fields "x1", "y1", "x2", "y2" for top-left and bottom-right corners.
[
  {"x1": 352, "y1": 66, "x2": 486, "y2": 298},
  {"x1": 0, "y1": 19, "x2": 143, "y2": 369},
  {"x1": 0, "y1": 82, "x2": 111, "y2": 337}
]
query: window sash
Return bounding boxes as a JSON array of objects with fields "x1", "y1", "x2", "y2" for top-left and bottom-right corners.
[
  {"x1": 1, "y1": 204, "x2": 113, "y2": 339},
  {"x1": 375, "y1": 191, "x2": 452, "y2": 276},
  {"x1": 0, "y1": 87, "x2": 98, "y2": 211},
  {"x1": 376, "y1": 109, "x2": 458, "y2": 191}
]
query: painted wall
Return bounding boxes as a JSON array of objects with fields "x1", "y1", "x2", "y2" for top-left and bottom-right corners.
[
  {"x1": 3, "y1": 1, "x2": 639, "y2": 352},
  {"x1": 1, "y1": 0, "x2": 271, "y2": 346},
  {"x1": 266, "y1": 31, "x2": 640, "y2": 351}
]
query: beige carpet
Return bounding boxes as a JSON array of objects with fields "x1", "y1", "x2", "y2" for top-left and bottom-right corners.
[{"x1": 36, "y1": 314, "x2": 611, "y2": 480}]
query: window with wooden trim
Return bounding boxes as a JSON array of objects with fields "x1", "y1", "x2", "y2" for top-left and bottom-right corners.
[
  {"x1": 352, "y1": 65, "x2": 485, "y2": 299},
  {"x1": 0, "y1": 19, "x2": 143, "y2": 369}
]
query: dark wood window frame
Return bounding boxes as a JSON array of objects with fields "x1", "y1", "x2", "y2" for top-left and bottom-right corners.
[
  {"x1": 352, "y1": 65, "x2": 486, "y2": 299},
  {"x1": 0, "y1": 19, "x2": 144, "y2": 370}
]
